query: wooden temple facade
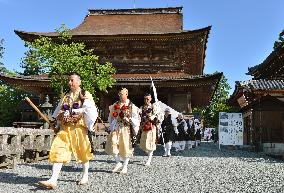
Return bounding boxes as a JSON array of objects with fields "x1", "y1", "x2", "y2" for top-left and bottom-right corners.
[
  {"x1": 1, "y1": 7, "x2": 222, "y2": 120},
  {"x1": 229, "y1": 46, "x2": 284, "y2": 151}
]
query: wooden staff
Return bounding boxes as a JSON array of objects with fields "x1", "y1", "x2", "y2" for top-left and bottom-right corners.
[{"x1": 25, "y1": 97, "x2": 56, "y2": 131}]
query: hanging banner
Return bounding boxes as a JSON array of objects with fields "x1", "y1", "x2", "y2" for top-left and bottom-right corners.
[{"x1": 219, "y1": 112, "x2": 243, "y2": 146}]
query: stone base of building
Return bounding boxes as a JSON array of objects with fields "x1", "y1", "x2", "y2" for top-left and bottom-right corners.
[{"x1": 262, "y1": 143, "x2": 284, "y2": 158}]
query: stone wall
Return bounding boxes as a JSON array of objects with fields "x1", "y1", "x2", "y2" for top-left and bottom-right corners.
[
  {"x1": 262, "y1": 143, "x2": 284, "y2": 155},
  {"x1": 0, "y1": 127, "x2": 108, "y2": 168}
]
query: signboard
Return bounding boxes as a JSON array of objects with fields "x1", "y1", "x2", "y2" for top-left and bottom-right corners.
[
  {"x1": 219, "y1": 112, "x2": 243, "y2": 146},
  {"x1": 237, "y1": 94, "x2": 248, "y2": 108}
]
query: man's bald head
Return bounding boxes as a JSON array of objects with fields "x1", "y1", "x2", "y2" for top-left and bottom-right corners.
[{"x1": 68, "y1": 72, "x2": 81, "y2": 92}]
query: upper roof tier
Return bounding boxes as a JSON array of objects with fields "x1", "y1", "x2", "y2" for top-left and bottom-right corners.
[
  {"x1": 247, "y1": 46, "x2": 284, "y2": 80},
  {"x1": 16, "y1": 7, "x2": 184, "y2": 36}
]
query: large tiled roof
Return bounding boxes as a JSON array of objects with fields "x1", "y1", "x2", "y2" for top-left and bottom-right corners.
[
  {"x1": 0, "y1": 73, "x2": 52, "y2": 94},
  {"x1": 237, "y1": 79, "x2": 284, "y2": 90},
  {"x1": 14, "y1": 27, "x2": 210, "y2": 39},
  {"x1": 0, "y1": 73, "x2": 50, "y2": 81},
  {"x1": 15, "y1": 7, "x2": 185, "y2": 36}
]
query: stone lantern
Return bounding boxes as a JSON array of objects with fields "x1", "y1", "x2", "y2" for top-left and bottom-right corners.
[{"x1": 40, "y1": 95, "x2": 53, "y2": 129}]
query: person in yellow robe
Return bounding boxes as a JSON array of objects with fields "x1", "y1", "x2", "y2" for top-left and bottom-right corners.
[
  {"x1": 139, "y1": 93, "x2": 160, "y2": 166},
  {"x1": 39, "y1": 72, "x2": 98, "y2": 189},
  {"x1": 105, "y1": 88, "x2": 140, "y2": 174}
]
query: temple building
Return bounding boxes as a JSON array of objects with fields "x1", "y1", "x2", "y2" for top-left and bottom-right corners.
[
  {"x1": 229, "y1": 46, "x2": 284, "y2": 151},
  {"x1": 1, "y1": 7, "x2": 222, "y2": 120}
]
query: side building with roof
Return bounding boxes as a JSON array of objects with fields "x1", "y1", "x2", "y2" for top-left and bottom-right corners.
[{"x1": 229, "y1": 46, "x2": 284, "y2": 153}]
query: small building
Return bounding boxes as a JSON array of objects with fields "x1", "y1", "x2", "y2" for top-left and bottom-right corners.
[
  {"x1": 240, "y1": 94, "x2": 284, "y2": 148},
  {"x1": 230, "y1": 46, "x2": 284, "y2": 154}
]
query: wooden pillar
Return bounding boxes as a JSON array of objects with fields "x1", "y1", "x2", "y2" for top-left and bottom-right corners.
[
  {"x1": 167, "y1": 90, "x2": 172, "y2": 107},
  {"x1": 187, "y1": 92, "x2": 192, "y2": 114},
  {"x1": 99, "y1": 91, "x2": 115, "y2": 121}
]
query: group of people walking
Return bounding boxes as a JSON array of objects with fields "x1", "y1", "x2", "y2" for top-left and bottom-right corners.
[
  {"x1": 162, "y1": 112, "x2": 203, "y2": 155},
  {"x1": 38, "y1": 72, "x2": 203, "y2": 189}
]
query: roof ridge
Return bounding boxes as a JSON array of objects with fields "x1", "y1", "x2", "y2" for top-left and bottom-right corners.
[
  {"x1": 87, "y1": 7, "x2": 183, "y2": 16},
  {"x1": 238, "y1": 79, "x2": 284, "y2": 90}
]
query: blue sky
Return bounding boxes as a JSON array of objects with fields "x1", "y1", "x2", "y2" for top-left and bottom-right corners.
[{"x1": 0, "y1": 0, "x2": 284, "y2": 94}]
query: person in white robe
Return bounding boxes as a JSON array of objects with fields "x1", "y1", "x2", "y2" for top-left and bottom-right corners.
[{"x1": 105, "y1": 88, "x2": 140, "y2": 174}]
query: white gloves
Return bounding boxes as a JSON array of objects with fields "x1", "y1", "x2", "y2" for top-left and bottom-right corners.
[
  {"x1": 72, "y1": 108, "x2": 84, "y2": 114},
  {"x1": 174, "y1": 127, "x2": 179, "y2": 135},
  {"x1": 64, "y1": 110, "x2": 70, "y2": 117},
  {"x1": 150, "y1": 115, "x2": 156, "y2": 121}
]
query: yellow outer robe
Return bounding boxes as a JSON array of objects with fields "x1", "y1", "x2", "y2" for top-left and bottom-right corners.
[{"x1": 49, "y1": 91, "x2": 94, "y2": 164}]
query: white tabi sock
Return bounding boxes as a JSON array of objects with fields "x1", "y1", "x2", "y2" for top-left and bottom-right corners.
[
  {"x1": 146, "y1": 151, "x2": 153, "y2": 165},
  {"x1": 120, "y1": 158, "x2": 130, "y2": 174},
  {"x1": 196, "y1": 140, "x2": 201, "y2": 146},
  {"x1": 123, "y1": 158, "x2": 130, "y2": 167},
  {"x1": 186, "y1": 141, "x2": 192, "y2": 149},
  {"x1": 80, "y1": 161, "x2": 89, "y2": 183},
  {"x1": 166, "y1": 142, "x2": 172, "y2": 156},
  {"x1": 163, "y1": 143, "x2": 168, "y2": 156},
  {"x1": 112, "y1": 154, "x2": 123, "y2": 173},
  {"x1": 180, "y1": 141, "x2": 186, "y2": 150},
  {"x1": 174, "y1": 142, "x2": 181, "y2": 151},
  {"x1": 163, "y1": 145, "x2": 167, "y2": 156},
  {"x1": 48, "y1": 163, "x2": 63, "y2": 184}
]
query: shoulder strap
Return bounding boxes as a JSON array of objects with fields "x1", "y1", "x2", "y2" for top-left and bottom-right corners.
[
  {"x1": 151, "y1": 103, "x2": 154, "y2": 113},
  {"x1": 81, "y1": 89, "x2": 86, "y2": 96},
  {"x1": 79, "y1": 89, "x2": 86, "y2": 103}
]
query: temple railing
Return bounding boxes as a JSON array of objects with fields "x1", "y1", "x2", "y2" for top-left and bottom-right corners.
[{"x1": 0, "y1": 126, "x2": 108, "y2": 168}]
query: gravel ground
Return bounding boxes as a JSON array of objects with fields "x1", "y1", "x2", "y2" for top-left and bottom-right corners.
[{"x1": 1, "y1": 142, "x2": 284, "y2": 193}]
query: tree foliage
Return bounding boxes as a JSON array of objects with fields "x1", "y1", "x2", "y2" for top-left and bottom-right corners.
[
  {"x1": 0, "y1": 39, "x2": 3, "y2": 60},
  {"x1": 0, "y1": 38, "x2": 33, "y2": 126},
  {"x1": 0, "y1": 38, "x2": 8, "y2": 74},
  {"x1": 0, "y1": 85, "x2": 33, "y2": 126},
  {"x1": 20, "y1": 50, "x2": 44, "y2": 75},
  {"x1": 193, "y1": 72, "x2": 238, "y2": 128},
  {"x1": 274, "y1": 29, "x2": 284, "y2": 50},
  {"x1": 21, "y1": 24, "x2": 116, "y2": 98}
]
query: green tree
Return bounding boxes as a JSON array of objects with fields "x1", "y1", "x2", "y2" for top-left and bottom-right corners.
[
  {"x1": 0, "y1": 85, "x2": 32, "y2": 126},
  {"x1": 0, "y1": 38, "x2": 32, "y2": 126},
  {"x1": 0, "y1": 38, "x2": 7, "y2": 73},
  {"x1": 274, "y1": 29, "x2": 284, "y2": 50},
  {"x1": 21, "y1": 24, "x2": 116, "y2": 98},
  {"x1": 193, "y1": 72, "x2": 238, "y2": 127},
  {"x1": 20, "y1": 50, "x2": 44, "y2": 75}
]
